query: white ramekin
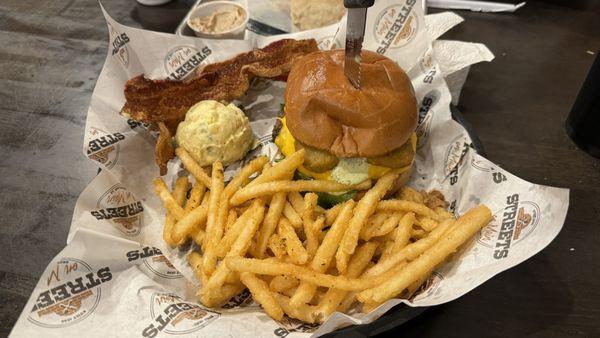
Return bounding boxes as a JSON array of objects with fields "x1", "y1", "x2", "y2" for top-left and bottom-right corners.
[{"x1": 186, "y1": 1, "x2": 248, "y2": 40}]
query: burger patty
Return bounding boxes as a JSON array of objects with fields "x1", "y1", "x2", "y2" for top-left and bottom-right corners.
[{"x1": 297, "y1": 138, "x2": 414, "y2": 173}]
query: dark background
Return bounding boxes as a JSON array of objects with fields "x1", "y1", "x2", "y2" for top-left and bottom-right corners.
[{"x1": 1, "y1": 0, "x2": 599, "y2": 336}]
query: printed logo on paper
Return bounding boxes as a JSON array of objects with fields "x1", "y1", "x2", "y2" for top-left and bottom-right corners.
[
  {"x1": 419, "y1": 52, "x2": 434, "y2": 73},
  {"x1": 127, "y1": 118, "x2": 151, "y2": 131},
  {"x1": 374, "y1": 1, "x2": 419, "y2": 54},
  {"x1": 165, "y1": 45, "x2": 212, "y2": 80},
  {"x1": 416, "y1": 90, "x2": 439, "y2": 148},
  {"x1": 86, "y1": 127, "x2": 125, "y2": 169},
  {"x1": 419, "y1": 52, "x2": 438, "y2": 84},
  {"x1": 108, "y1": 24, "x2": 130, "y2": 67},
  {"x1": 444, "y1": 134, "x2": 471, "y2": 185},
  {"x1": 91, "y1": 183, "x2": 143, "y2": 236},
  {"x1": 470, "y1": 157, "x2": 508, "y2": 184},
  {"x1": 221, "y1": 288, "x2": 252, "y2": 309},
  {"x1": 274, "y1": 317, "x2": 319, "y2": 337},
  {"x1": 28, "y1": 258, "x2": 112, "y2": 328},
  {"x1": 478, "y1": 194, "x2": 541, "y2": 259},
  {"x1": 142, "y1": 292, "x2": 219, "y2": 337},
  {"x1": 410, "y1": 271, "x2": 444, "y2": 301},
  {"x1": 471, "y1": 157, "x2": 494, "y2": 172},
  {"x1": 126, "y1": 246, "x2": 183, "y2": 279}
]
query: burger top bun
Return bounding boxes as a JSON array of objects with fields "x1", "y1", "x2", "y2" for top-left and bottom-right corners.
[{"x1": 285, "y1": 49, "x2": 417, "y2": 158}]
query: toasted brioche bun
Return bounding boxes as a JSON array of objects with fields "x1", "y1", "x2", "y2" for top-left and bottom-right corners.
[{"x1": 284, "y1": 49, "x2": 417, "y2": 158}]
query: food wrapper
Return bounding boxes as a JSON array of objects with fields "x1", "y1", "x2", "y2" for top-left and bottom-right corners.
[{"x1": 11, "y1": 1, "x2": 568, "y2": 337}]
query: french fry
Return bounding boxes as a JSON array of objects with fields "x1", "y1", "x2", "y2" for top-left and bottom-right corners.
[
  {"x1": 387, "y1": 212, "x2": 414, "y2": 255},
  {"x1": 216, "y1": 157, "x2": 269, "y2": 252},
  {"x1": 325, "y1": 203, "x2": 343, "y2": 226},
  {"x1": 240, "y1": 272, "x2": 284, "y2": 321},
  {"x1": 171, "y1": 193, "x2": 210, "y2": 244},
  {"x1": 217, "y1": 200, "x2": 263, "y2": 258},
  {"x1": 289, "y1": 200, "x2": 355, "y2": 307},
  {"x1": 188, "y1": 251, "x2": 207, "y2": 286},
  {"x1": 225, "y1": 256, "x2": 405, "y2": 291},
  {"x1": 435, "y1": 207, "x2": 454, "y2": 220},
  {"x1": 184, "y1": 182, "x2": 207, "y2": 212},
  {"x1": 230, "y1": 179, "x2": 371, "y2": 206},
  {"x1": 278, "y1": 218, "x2": 309, "y2": 265},
  {"x1": 362, "y1": 213, "x2": 401, "y2": 241},
  {"x1": 280, "y1": 286, "x2": 298, "y2": 298},
  {"x1": 175, "y1": 147, "x2": 212, "y2": 187},
  {"x1": 372, "y1": 214, "x2": 402, "y2": 238},
  {"x1": 357, "y1": 205, "x2": 492, "y2": 303},
  {"x1": 201, "y1": 282, "x2": 245, "y2": 308},
  {"x1": 366, "y1": 212, "x2": 391, "y2": 230},
  {"x1": 225, "y1": 209, "x2": 238, "y2": 233},
  {"x1": 288, "y1": 191, "x2": 306, "y2": 215},
  {"x1": 270, "y1": 275, "x2": 300, "y2": 292},
  {"x1": 248, "y1": 149, "x2": 305, "y2": 186},
  {"x1": 311, "y1": 288, "x2": 328, "y2": 306},
  {"x1": 362, "y1": 217, "x2": 456, "y2": 278},
  {"x1": 262, "y1": 162, "x2": 272, "y2": 172},
  {"x1": 282, "y1": 201, "x2": 303, "y2": 229},
  {"x1": 378, "y1": 241, "x2": 394, "y2": 261},
  {"x1": 153, "y1": 178, "x2": 186, "y2": 220},
  {"x1": 191, "y1": 228, "x2": 205, "y2": 247},
  {"x1": 313, "y1": 217, "x2": 327, "y2": 233},
  {"x1": 415, "y1": 217, "x2": 438, "y2": 231},
  {"x1": 318, "y1": 242, "x2": 379, "y2": 318},
  {"x1": 412, "y1": 228, "x2": 427, "y2": 239},
  {"x1": 267, "y1": 234, "x2": 286, "y2": 260},
  {"x1": 163, "y1": 177, "x2": 189, "y2": 246},
  {"x1": 203, "y1": 161, "x2": 225, "y2": 275},
  {"x1": 201, "y1": 202, "x2": 265, "y2": 303},
  {"x1": 377, "y1": 200, "x2": 445, "y2": 222},
  {"x1": 255, "y1": 192, "x2": 286, "y2": 258},
  {"x1": 397, "y1": 187, "x2": 424, "y2": 203},
  {"x1": 336, "y1": 293, "x2": 357, "y2": 313},
  {"x1": 405, "y1": 271, "x2": 431, "y2": 299},
  {"x1": 302, "y1": 193, "x2": 319, "y2": 258},
  {"x1": 225, "y1": 273, "x2": 240, "y2": 286},
  {"x1": 317, "y1": 229, "x2": 327, "y2": 243},
  {"x1": 273, "y1": 293, "x2": 320, "y2": 324},
  {"x1": 336, "y1": 172, "x2": 397, "y2": 273},
  {"x1": 223, "y1": 156, "x2": 269, "y2": 198}
]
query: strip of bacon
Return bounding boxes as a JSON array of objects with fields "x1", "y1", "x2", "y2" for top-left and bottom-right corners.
[{"x1": 120, "y1": 39, "x2": 318, "y2": 174}]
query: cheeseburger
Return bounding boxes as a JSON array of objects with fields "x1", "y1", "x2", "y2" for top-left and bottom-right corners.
[{"x1": 275, "y1": 49, "x2": 418, "y2": 202}]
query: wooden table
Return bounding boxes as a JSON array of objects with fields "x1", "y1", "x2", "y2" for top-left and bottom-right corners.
[{"x1": 1, "y1": 0, "x2": 599, "y2": 336}]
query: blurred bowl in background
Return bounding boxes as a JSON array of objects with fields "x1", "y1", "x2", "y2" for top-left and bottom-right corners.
[
  {"x1": 136, "y1": 0, "x2": 173, "y2": 6},
  {"x1": 187, "y1": 1, "x2": 248, "y2": 39}
]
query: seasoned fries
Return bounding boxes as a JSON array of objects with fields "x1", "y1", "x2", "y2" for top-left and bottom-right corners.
[
  {"x1": 176, "y1": 147, "x2": 212, "y2": 187},
  {"x1": 255, "y1": 192, "x2": 286, "y2": 258},
  {"x1": 240, "y1": 272, "x2": 284, "y2": 321},
  {"x1": 357, "y1": 206, "x2": 492, "y2": 303},
  {"x1": 301, "y1": 193, "x2": 319, "y2": 258},
  {"x1": 278, "y1": 218, "x2": 309, "y2": 265},
  {"x1": 153, "y1": 149, "x2": 492, "y2": 324},
  {"x1": 230, "y1": 179, "x2": 372, "y2": 206},
  {"x1": 202, "y1": 161, "x2": 225, "y2": 274},
  {"x1": 336, "y1": 172, "x2": 397, "y2": 273},
  {"x1": 163, "y1": 177, "x2": 189, "y2": 246}
]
